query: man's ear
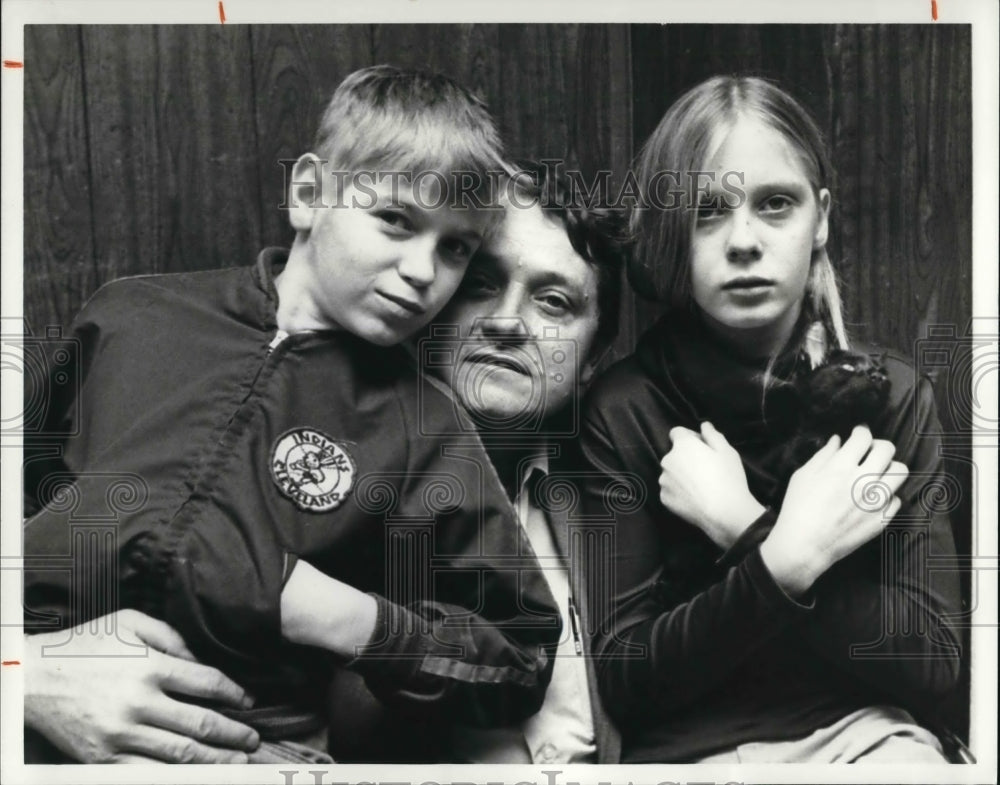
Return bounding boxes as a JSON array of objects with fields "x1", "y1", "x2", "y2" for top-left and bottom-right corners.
[
  {"x1": 287, "y1": 153, "x2": 325, "y2": 233},
  {"x1": 813, "y1": 188, "x2": 831, "y2": 250}
]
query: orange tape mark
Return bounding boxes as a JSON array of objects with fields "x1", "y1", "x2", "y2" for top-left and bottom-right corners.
[
  {"x1": 219, "y1": 1, "x2": 226, "y2": 23},
  {"x1": 2, "y1": 660, "x2": 21, "y2": 666},
  {"x1": 932, "y1": 0, "x2": 938, "y2": 20},
  {"x1": 3, "y1": 60, "x2": 24, "y2": 68}
]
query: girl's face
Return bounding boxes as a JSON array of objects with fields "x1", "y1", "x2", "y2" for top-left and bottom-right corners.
[{"x1": 688, "y1": 117, "x2": 830, "y2": 356}]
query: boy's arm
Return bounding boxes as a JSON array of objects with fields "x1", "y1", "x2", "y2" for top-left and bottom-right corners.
[
  {"x1": 280, "y1": 557, "x2": 556, "y2": 728},
  {"x1": 281, "y1": 560, "x2": 377, "y2": 657}
]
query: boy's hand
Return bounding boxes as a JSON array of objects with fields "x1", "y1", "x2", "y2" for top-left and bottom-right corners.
[
  {"x1": 24, "y1": 609, "x2": 259, "y2": 763},
  {"x1": 659, "y1": 422, "x2": 766, "y2": 548},
  {"x1": 761, "y1": 426, "x2": 908, "y2": 597},
  {"x1": 281, "y1": 559, "x2": 378, "y2": 657}
]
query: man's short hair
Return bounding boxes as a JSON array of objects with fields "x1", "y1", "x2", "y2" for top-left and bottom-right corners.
[
  {"x1": 314, "y1": 65, "x2": 507, "y2": 205},
  {"x1": 507, "y1": 160, "x2": 628, "y2": 358}
]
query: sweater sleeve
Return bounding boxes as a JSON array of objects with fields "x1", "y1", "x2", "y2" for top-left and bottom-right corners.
[
  {"x1": 579, "y1": 393, "x2": 813, "y2": 727},
  {"x1": 796, "y1": 372, "x2": 962, "y2": 707}
]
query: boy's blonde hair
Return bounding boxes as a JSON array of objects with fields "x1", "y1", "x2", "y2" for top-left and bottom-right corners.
[
  {"x1": 629, "y1": 75, "x2": 849, "y2": 360},
  {"x1": 314, "y1": 65, "x2": 507, "y2": 204}
]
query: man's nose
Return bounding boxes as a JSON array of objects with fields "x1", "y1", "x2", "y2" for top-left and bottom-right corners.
[
  {"x1": 471, "y1": 315, "x2": 530, "y2": 341},
  {"x1": 725, "y1": 212, "x2": 763, "y2": 264}
]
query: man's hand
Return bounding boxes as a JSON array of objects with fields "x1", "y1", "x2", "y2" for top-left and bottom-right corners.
[
  {"x1": 658, "y1": 422, "x2": 766, "y2": 548},
  {"x1": 760, "y1": 426, "x2": 908, "y2": 597},
  {"x1": 24, "y1": 609, "x2": 259, "y2": 763}
]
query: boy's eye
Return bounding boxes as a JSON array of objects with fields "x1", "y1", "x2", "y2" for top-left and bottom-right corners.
[
  {"x1": 440, "y1": 237, "x2": 477, "y2": 263},
  {"x1": 378, "y1": 210, "x2": 413, "y2": 231}
]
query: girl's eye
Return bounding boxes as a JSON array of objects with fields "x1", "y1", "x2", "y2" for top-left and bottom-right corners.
[
  {"x1": 695, "y1": 197, "x2": 729, "y2": 223},
  {"x1": 760, "y1": 195, "x2": 794, "y2": 214}
]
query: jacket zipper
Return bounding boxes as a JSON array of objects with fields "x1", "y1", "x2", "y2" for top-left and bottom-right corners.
[{"x1": 268, "y1": 329, "x2": 290, "y2": 353}]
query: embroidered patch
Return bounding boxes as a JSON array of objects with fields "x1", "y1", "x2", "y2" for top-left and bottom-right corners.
[{"x1": 270, "y1": 428, "x2": 356, "y2": 513}]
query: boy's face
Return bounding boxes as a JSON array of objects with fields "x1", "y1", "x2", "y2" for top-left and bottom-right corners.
[{"x1": 289, "y1": 167, "x2": 489, "y2": 346}]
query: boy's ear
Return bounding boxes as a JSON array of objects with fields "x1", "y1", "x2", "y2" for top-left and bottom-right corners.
[
  {"x1": 813, "y1": 188, "x2": 831, "y2": 250},
  {"x1": 287, "y1": 153, "x2": 324, "y2": 233}
]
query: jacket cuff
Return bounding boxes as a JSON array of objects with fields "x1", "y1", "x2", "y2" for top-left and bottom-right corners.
[
  {"x1": 745, "y1": 546, "x2": 815, "y2": 612},
  {"x1": 716, "y1": 508, "x2": 777, "y2": 569},
  {"x1": 342, "y1": 593, "x2": 423, "y2": 685}
]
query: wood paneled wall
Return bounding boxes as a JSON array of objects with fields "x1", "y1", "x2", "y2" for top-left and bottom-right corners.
[
  {"x1": 22, "y1": 22, "x2": 973, "y2": 734},
  {"x1": 24, "y1": 24, "x2": 971, "y2": 360}
]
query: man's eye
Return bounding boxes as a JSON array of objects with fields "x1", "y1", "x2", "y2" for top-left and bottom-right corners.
[
  {"x1": 458, "y1": 275, "x2": 497, "y2": 297},
  {"x1": 537, "y1": 292, "x2": 572, "y2": 315}
]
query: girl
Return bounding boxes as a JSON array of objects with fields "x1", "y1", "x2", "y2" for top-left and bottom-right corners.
[{"x1": 579, "y1": 75, "x2": 961, "y2": 763}]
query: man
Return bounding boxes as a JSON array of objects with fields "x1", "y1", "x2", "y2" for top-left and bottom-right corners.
[
  {"x1": 431, "y1": 163, "x2": 625, "y2": 764},
  {"x1": 23, "y1": 162, "x2": 626, "y2": 764}
]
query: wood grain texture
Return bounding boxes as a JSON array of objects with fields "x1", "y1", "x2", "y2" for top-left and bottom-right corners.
[
  {"x1": 80, "y1": 25, "x2": 261, "y2": 286},
  {"x1": 251, "y1": 24, "x2": 374, "y2": 247},
  {"x1": 23, "y1": 25, "x2": 96, "y2": 332}
]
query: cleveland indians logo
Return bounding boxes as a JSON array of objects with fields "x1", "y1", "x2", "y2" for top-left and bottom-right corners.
[{"x1": 271, "y1": 428, "x2": 357, "y2": 512}]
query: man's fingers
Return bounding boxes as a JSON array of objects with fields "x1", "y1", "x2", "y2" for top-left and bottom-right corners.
[
  {"x1": 144, "y1": 696, "x2": 259, "y2": 751},
  {"x1": 157, "y1": 655, "x2": 254, "y2": 709},
  {"x1": 109, "y1": 753, "x2": 167, "y2": 764},
  {"x1": 121, "y1": 725, "x2": 251, "y2": 764},
  {"x1": 126, "y1": 611, "x2": 197, "y2": 661}
]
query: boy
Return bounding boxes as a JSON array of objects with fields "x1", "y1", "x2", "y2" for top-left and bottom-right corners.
[{"x1": 23, "y1": 66, "x2": 558, "y2": 761}]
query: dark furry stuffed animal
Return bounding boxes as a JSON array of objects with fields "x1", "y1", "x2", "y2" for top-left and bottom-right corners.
[{"x1": 779, "y1": 349, "x2": 892, "y2": 482}]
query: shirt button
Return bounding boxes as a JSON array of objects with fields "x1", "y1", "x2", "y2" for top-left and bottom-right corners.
[{"x1": 538, "y1": 742, "x2": 557, "y2": 763}]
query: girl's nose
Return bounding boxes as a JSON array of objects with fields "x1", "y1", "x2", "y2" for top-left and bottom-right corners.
[{"x1": 725, "y1": 214, "x2": 763, "y2": 263}]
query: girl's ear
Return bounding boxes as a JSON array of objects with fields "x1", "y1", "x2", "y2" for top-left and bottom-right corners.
[
  {"x1": 813, "y1": 188, "x2": 832, "y2": 250},
  {"x1": 287, "y1": 153, "x2": 324, "y2": 233}
]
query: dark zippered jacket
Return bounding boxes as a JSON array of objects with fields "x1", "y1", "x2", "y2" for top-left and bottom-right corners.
[
  {"x1": 23, "y1": 249, "x2": 558, "y2": 735},
  {"x1": 577, "y1": 311, "x2": 961, "y2": 762}
]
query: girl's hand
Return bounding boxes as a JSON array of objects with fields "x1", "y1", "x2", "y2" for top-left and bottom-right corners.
[
  {"x1": 659, "y1": 422, "x2": 767, "y2": 549},
  {"x1": 760, "y1": 425, "x2": 908, "y2": 597}
]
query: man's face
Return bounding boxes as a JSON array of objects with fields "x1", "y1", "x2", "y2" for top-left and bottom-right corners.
[{"x1": 430, "y1": 202, "x2": 601, "y2": 429}]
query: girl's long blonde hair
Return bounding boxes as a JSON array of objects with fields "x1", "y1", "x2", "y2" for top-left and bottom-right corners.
[{"x1": 629, "y1": 75, "x2": 849, "y2": 364}]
